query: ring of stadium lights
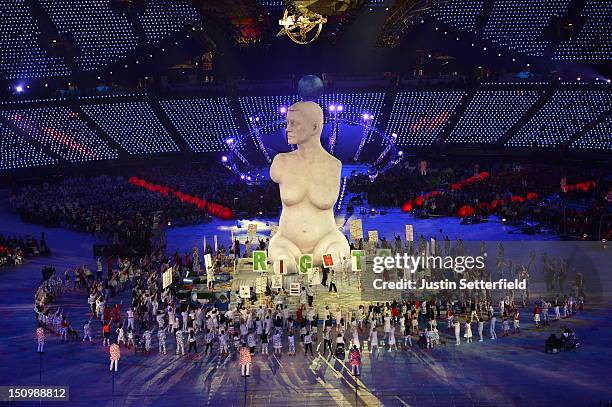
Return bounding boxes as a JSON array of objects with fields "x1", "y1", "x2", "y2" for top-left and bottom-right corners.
[{"x1": 221, "y1": 117, "x2": 402, "y2": 185}]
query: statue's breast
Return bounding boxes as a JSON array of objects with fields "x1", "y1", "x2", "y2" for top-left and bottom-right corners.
[
  {"x1": 279, "y1": 182, "x2": 306, "y2": 206},
  {"x1": 306, "y1": 183, "x2": 336, "y2": 210},
  {"x1": 276, "y1": 156, "x2": 338, "y2": 209}
]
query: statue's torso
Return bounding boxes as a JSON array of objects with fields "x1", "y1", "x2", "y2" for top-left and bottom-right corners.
[{"x1": 272, "y1": 152, "x2": 340, "y2": 252}]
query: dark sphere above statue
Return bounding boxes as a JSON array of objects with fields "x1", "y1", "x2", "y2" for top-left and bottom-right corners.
[{"x1": 297, "y1": 75, "x2": 324, "y2": 101}]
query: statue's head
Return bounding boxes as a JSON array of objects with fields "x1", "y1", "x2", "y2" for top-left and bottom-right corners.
[{"x1": 286, "y1": 101, "x2": 324, "y2": 145}]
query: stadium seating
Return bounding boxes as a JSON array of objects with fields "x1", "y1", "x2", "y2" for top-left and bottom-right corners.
[
  {"x1": 571, "y1": 116, "x2": 612, "y2": 150},
  {"x1": 483, "y1": 0, "x2": 572, "y2": 56},
  {"x1": 239, "y1": 95, "x2": 301, "y2": 134},
  {"x1": 1, "y1": 107, "x2": 118, "y2": 162},
  {"x1": 81, "y1": 101, "x2": 180, "y2": 155},
  {"x1": 159, "y1": 98, "x2": 240, "y2": 152},
  {"x1": 553, "y1": 0, "x2": 612, "y2": 60},
  {"x1": 318, "y1": 93, "x2": 386, "y2": 125},
  {"x1": 239, "y1": 93, "x2": 385, "y2": 134},
  {"x1": 0, "y1": 0, "x2": 70, "y2": 80},
  {"x1": 0, "y1": 121, "x2": 56, "y2": 170},
  {"x1": 39, "y1": 0, "x2": 138, "y2": 70},
  {"x1": 137, "y1": 0, "x2": 200, "y2": 44},
  {"x1": 447, "y1": 90, "x2": 540, "y2": 144},
  {"x1": 429, "y1": 0, "x2": 485, "y2": 32},
  {"x1": 506, "y1": 90, "x2": 612, "y2": 147},
  {"x1": 387, "y1": 91, "x2": 465, "y2": 146},
  {"x1": 255, "y1": 0, "x2": 284, "y2": 8}
]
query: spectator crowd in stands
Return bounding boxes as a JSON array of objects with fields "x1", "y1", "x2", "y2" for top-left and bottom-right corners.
[
  {"x1": 348, "y1": 160, "x2": 611, "y2": 240},
  {"x1": 9, "y1": 164, "x2": 281, "y2": 251},
  {"x1": 8, "y1": 161, "x2": 610, "y2": 244}
]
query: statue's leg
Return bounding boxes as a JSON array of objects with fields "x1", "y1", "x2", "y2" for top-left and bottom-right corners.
[
  {"x1": 313, "y1": 228, "x2": 350, "y2": 268},
  {"x1": 268, "y1": 233, "x2": 301, "y2": 274}
]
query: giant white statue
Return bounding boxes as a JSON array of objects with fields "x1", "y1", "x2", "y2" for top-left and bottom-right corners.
[{"x1": 268, "y1": 101, "x2": 350, "y2": 274}]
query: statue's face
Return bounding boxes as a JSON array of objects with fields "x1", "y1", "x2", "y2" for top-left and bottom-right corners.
[{"x1": 286, "y1": 109, "x2": 312, "y2": 145}]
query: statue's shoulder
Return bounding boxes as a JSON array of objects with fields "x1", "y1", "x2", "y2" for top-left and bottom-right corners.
[
  {"x1": 322, "y1": 152, "x2": 341, "y2": 170},
  {"x1": 272, "y1": 151, "x2": 295, "y2": 165},
  {"x1": 270, "y1": 152, "x2": 292, "y2": 182}
]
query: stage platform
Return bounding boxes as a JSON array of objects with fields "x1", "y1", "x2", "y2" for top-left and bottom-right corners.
[{"x1": 1, "y1": 192, "x2": 612, "y2": 406}]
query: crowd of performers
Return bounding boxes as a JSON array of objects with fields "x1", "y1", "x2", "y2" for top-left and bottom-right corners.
[{"x1": 33, "y1": 235, "x2": 585, "y2": 374}]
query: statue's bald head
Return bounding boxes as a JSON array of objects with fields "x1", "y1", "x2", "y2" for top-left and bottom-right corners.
[{"x1": 288, "y1": 101, "x2": 324, "y2": 130}]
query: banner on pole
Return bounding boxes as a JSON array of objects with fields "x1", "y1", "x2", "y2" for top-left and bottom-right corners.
[
  {"x1": 405, "y1": 225, "x2": 414, "y2": 242},
  {"x1": 162, "y1": 268, "x2": 173, "y2": 289},
  {"x1": 204, "y1": 253, "x2": 212, "y2": 270},
  {"x1": 255, "y1": 276, "x2": 267, "y2": 294},
  {"x1": 368, "y1": 230, "x2": 379, "y2": 243},
  {"x1": 349, "y1": 219, "x2": 363, "y2": 240},
  {"x1": 247, "y1": 223, "x2": 257, "y2": 238}
]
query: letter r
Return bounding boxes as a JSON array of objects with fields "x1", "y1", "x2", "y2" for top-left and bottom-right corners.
[{"x1": 253, "y1": 251, "x2": 267, "y2": 272}]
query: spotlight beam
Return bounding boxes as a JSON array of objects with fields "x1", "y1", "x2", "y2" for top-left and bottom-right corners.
[
  {"x1": 252, "y1": 125, "x2": 272, "y2": 164},
  {"x1": 353, "y1": 124, "x2": 371, "y2": 161},
  {"x1": 328, "y1": 116, "x2": 339, "y2": 154}
]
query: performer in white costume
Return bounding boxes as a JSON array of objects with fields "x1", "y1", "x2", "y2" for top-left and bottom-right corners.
[{"x1": 268, "y1": 101, "x2": 350, "y2": 274}]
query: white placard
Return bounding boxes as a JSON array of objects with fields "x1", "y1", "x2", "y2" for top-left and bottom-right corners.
[
  {"x1": 255, "y1": 276, "x2": 267, "y2": 294},
  {"x1": 368, "y1": 230, "x2": 379, "y2": 242},
  {"x1": 162, "y1": 268, "x2": 173, "y2": 289},
  {"x1": 289, "y1": 282, "x2": 300, "y2": 296},
  {"x1": 239, "y1": 285, "x2": 251, "y2": 299},
  {"x1": 309, "y1": 267, "x2": 320, "y2": 286},
  {"x1": 271, "y1": 274, "x2": 283, "y2": 289}
]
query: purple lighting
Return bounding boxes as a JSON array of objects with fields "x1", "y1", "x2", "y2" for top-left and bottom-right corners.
[
  {"x1": 398, "y1": 150, "x2": 404, "y2": 156},
  {"x1": 329, "y1": 105, "x2": 336, "y2": 111},
  {"x1": 15, "y1": 85, "x2": 24, "y2": 93},
  {"x1": 240, "y1": 175, "x2": 245, "y2": 180},
  {"x1": 280, "y1": 107, "x2": 287, "y2": 114},
  {"x1": 221, "y1": 156, "x2": 228, "y2": 162},
  {"x1": 337, "y1": 105, "x2": 343, "y2": 111},
  {"x1": 362, "y1": 113, "x2": 370, "y2": 120},
  {"x1": 225, "y1": 138, "x2": 234, "y2": 144}
]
